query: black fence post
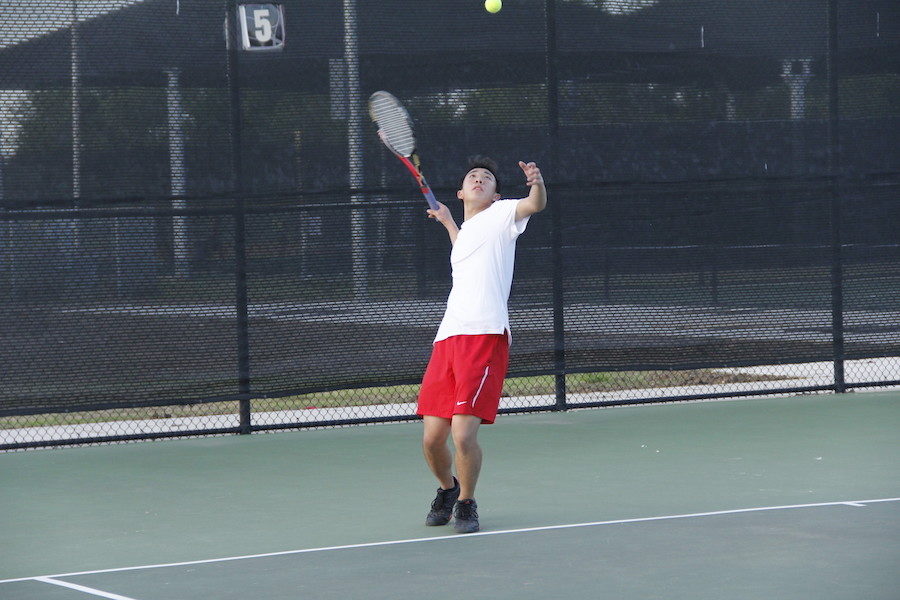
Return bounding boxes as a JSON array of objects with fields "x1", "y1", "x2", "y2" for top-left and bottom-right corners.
[
  {"x1": 603, "y1": 247, "x2": 611, "y2": 303},
  {"x1": 227, "y1": 2, "x2": 253, "y2": 432},
  {"x1": 546, "y1": 0, "x2": 566, "y2": 410},
  {"x1": 415, "y1": 207, "x2": 428, "y2": 298},
  {"x1": 710, "y1": 246, "x2": 719, "y2": 305},
  {"x1": 827, "y1": 0, "x2": 846, "y2": 393}
]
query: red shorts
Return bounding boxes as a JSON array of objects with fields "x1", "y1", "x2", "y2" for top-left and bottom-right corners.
[{"x1": 417, "y1": 333, "x2": 510, "y2": 425}]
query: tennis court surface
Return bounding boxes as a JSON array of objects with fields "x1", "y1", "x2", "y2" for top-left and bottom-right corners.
[{"x1": 2, "y1": 391, "x2": 898, "y2": 599}]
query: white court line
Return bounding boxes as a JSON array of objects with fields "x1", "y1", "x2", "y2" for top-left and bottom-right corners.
[
  {"x1": 3, "y1": 497, "x2": 898, "y2": 587},
  {"x1": 34, "y1": 577, "x2": 140, "y2": 600}
]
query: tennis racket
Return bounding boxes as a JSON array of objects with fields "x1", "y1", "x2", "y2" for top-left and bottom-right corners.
[{"x1": 368, "y1": 91, "x2": 440, "y2": 211}]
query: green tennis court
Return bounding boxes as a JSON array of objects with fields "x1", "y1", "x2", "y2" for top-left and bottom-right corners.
[{"x1": 2, "y1": 391, "x2": 897, "y2": 599}]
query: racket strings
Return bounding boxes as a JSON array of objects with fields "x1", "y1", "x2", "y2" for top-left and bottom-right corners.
[
  {"x1": 378, "y1": 115, "x2": 415, "y2": 155},
  {"x1": 370, "y1": 95, "x2": 416, "y2": 157}
]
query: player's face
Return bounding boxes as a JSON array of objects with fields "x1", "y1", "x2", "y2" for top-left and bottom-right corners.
[{"x1": 460, "y1": 168, "x2": 498, "y2": 200}]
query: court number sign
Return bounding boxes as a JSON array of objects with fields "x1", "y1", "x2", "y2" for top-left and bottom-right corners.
[{"x1": 238, "y1": 4, "x2": 285, "y2": 51}]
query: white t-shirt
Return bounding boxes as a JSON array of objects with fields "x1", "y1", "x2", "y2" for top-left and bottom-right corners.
[{"x1": 434, "y1": 199, "x2": 530, "y2": 344}]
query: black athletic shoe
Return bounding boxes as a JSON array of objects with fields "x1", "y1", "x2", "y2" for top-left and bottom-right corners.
[
  {"x1": 453, "y1": 499, "x2": 480, "y2": 533},
  {"x1": 425, "y1": 477, "x2": 460, "y2": 526}
]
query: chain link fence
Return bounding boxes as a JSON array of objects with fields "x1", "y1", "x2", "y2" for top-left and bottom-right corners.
[{"x1": 1, "y1": 0, "x2": 897, "y2": 449}]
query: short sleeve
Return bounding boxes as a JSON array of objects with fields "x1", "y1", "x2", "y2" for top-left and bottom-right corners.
[{"x1": 499, "y1": 199, "x2": 529, "y2": 241}]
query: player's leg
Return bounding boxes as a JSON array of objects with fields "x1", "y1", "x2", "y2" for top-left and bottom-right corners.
[
  {"x1": 423, "y1": 416, "x2": 460, "y2": 526},
  {"x1": 449, "y1": 332, "x2": 508, "y2": 500},
  {"x1": 418, "y1": 338, "x2": 457, "y2": 490},
  {"x1": 450, "y1": 414, "x2": 482, "y2": 500},
  {"x1": 450, "y1": 414, "x2": 482, "y2": 533},
  {"x1": 417, "y1": 339, "x2": 460, "y2": 525},
  {"x1": 422, "y1": 415, "x2": 454, "y2": 489},
  {"x1": 446, "y1": 333, "x2": 508, "y2": 533}
]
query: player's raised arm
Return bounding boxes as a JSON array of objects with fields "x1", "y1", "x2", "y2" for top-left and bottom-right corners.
[
  {"x1": 427, "y1": 202, "x2": 460, "y2": 245},
  {"x1": 515, "y1": 161, "x2": 547, "y2": 221}
]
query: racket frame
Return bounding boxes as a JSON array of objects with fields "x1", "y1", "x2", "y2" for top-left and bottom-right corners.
[
  {"x1": 388, "y1": 150, "x2": 440, "y2": 211},
  {"x1": 369, "y1": 92, "x2": 440, "y2": 211}
]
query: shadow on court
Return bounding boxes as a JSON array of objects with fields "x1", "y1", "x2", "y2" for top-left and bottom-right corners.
[{"x1": 1, "y1": 392, "x2": 898, "y2": 599}]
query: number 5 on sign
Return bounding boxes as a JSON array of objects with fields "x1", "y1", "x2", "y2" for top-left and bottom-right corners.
[{"x1": 238, "y1": 4, "x2": 285, "y2": 51}]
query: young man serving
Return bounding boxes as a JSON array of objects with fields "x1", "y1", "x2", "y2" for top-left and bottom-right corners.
[{"x1": 417, "y1": 156, "x2": 546, "y2": 533}]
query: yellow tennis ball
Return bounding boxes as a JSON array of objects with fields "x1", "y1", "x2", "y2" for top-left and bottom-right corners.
[{"x1": 484, "y1": 0, "x2": 502, "y2": 14}]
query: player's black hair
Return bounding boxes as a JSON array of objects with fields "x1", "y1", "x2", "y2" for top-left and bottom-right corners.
[{"x1": 462, "y1": 155, "x2": 501, "y2": 194}]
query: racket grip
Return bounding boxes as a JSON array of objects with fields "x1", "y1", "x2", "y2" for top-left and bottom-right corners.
[{"x1": 423, "y1": 188, "x2": 439, "y2": 211}]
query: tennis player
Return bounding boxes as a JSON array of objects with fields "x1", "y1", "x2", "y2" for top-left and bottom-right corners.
[{"x1": 417, "y1": 156, "x2": 546, "y2": 533}]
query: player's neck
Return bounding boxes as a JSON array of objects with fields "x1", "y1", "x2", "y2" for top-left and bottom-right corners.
[{"x1": 463, "y1": 198, "x2": 494, "y2": 221}]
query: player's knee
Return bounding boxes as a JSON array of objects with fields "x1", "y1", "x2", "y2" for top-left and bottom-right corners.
[
  {"x1": 423, "y1": 430, "x2": 448, "y2": 451},
  {"x1": 452, "y1": 431, "x2": 479, "y2": 455}
]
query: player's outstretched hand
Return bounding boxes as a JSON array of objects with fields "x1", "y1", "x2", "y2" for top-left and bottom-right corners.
[{"x1": 518, "y1": 161, "x2": 544, "y2": 187}]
